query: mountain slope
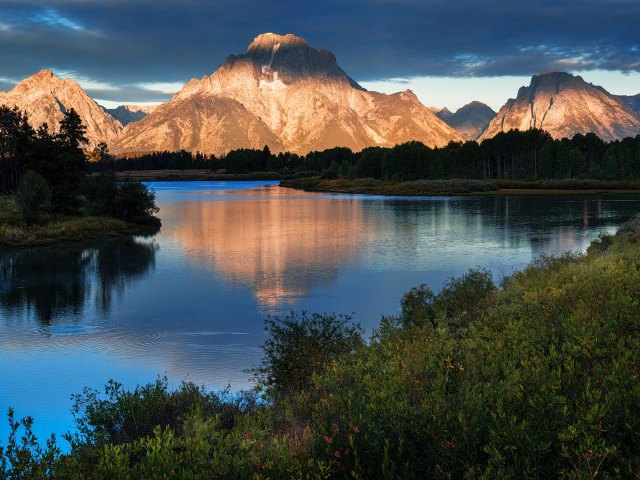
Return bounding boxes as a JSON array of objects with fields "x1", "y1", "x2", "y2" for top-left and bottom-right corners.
[
  {"x1": 480, "y1": 72, "x2": 640, "y2": 142},
  {"x1": 619, "y1": 94, "x2": 640, "y2": 116},
  {"x1": 114, "y1": 33, "x2": 460, "y2": 155},
  {"x1": 436, "y1": 101, "x2": 496, "y2": 141},
  {"x1": 0, "y1": 70, "x2": 122, "y2": 145},
  {"x1": 104, "y1": 104, "x2": 157, "y2": 126}
]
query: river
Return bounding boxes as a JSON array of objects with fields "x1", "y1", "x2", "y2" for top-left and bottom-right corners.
[{"x1": 1, "y1": 180, "x2": 638, "y2": 443}]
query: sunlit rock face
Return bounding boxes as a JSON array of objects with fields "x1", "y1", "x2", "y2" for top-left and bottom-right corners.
[
  {"x1": 480, "y1": 72, "x2": 640, "y2": 142},
  {"x1": 436, "y1": 101, "x2": 496, "y2": 141},
  {"x1": 104, "y1": 104, "x2": 157, "y2": 126},
  {"x1": 114, "y1": 33, "x2": 461, "y2": 156},
  {"x1": 167, "y1": 188, "x2": 376, "y2": 312},
  {"x1": 0, "y1": 70, "x2": 122, "y2": 145}
]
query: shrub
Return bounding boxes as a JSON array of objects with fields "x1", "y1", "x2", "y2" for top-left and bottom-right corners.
[
  {"x1": 394, "y1": 267, "x2": 495, "y2": 332},
  {"x1": 112, "y1": 180, "x2": 159, "y2": 221},
  {"x1": 251, "y1": 312, "x2": 364, "y2": 400},
  {"x1": 66, "y1": 377, "x2": 257, "y2": 447},
  {"x1": 15, "y1": 171, "x2": 51, "y2": 225},
  {"x1": 0, "y1": 408, "x2": 59, "y2": 479}
]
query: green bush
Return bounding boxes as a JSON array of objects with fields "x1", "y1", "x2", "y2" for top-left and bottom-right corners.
[
  {"x1": 251, "y1": 312, "x2": 364, "y2": 400},
  {"x1": 15, "y1": 171, "x2": 51, "y2": 225},
  {"x1": 66, "y1": 377, "x2": 257, "y2": 447},
  {"x1": 112, "y1": 181, "x2": 158, "y2": 221},
  {"x1": 0, "y1": 408, "x2": 59, "y2": 479}
]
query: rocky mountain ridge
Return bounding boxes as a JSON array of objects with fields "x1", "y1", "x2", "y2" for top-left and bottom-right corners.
[
  {"x1": 0, "y1": 69, "x2": 122, "y2": 145},
  {"x1": 480, "y1": 72, "x2": 640, "y2": 142},
  {"x1": 113, "y1": 33, "x2": 461, "y2": 155}
]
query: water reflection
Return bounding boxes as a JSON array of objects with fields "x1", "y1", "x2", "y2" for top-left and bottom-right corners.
[
  {"x1": 170, "y1": 194, "x2": 376, "y2": 312},
  {"x1": 1, "y1": 182, "x2": 639, "y2": 446},
  {"x1": 0, "y1": 235, "x2": 158, "y2": 325}
]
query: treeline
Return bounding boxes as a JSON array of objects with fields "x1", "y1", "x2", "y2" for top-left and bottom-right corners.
[
  {"x1": 111, "y1": 129, "x2": 640, "y2": 180},
  {"x1": 0, "y1": 105, "x2": 157, "y2": 226},
  {"x1": 2, "y1": 223, "x2": 640, "y2": 478}
]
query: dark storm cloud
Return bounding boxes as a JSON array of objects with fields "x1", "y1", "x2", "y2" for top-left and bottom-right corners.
[{"x1": 0, "y1": 0, "x2": 638, "y2": 102}]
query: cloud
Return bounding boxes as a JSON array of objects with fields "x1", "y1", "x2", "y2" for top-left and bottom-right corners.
[
  {"x1": 137, "y1": 82, "x2": 185, "y2": 95},
  {"x1": 32, "y1": 7, "x2": 85, "y2": 31},
  {"x1": 0, "y1": 0, "x2": 638, "y2": 104},
  {"x1": 52, "y1": 69, "x2": 120, "y2": 90}
]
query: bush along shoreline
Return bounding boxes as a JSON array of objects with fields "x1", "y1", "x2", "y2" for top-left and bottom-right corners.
[
  {"x1": 0, "y1": 106, "x2": 160, "y2": 248},
  {"x1": 2, "y1": 215, "x2": 640, "y2": 478}
]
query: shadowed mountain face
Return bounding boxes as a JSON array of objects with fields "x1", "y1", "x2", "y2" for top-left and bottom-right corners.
[
  {"x1": 0, "y1": 70, "x2": 122, "y2": 145},
  {"x1": 105, "y1": 105, "x2": 157, "y2": 126},
  {"x1": 619, "y1": 94, "x2": 640, "y2": 116},
  {"x1": 114, "y1": 33, "x2": 460, "y2": 156},
  {"x1": 436, "y1": 101, "x2": 496, "y2": 141},
  {"x1": 480, "y1": 72, "x2": 640, "y2": 142}
]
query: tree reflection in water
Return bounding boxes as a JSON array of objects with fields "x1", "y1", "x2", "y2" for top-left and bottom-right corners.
[{"x1": 0, "y1": 235, "x2": 158, "y2": 325}]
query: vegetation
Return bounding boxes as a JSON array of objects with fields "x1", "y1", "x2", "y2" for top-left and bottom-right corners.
[
  {"x1": 2, "y1": 217, "x2": 640, "y2": 478},
  {"x1": 0, "y1": 105, "x2": 160, "y2": 247},
  {"x1": 110, "y1": 130, "x2": 640, "y2": 185}
]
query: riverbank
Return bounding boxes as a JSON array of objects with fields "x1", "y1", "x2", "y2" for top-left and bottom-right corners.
[
  {"x1": 0, "y1": 196, "x2": 160, "y2": 248},
  {"x1": 280, "y1": 177, "x2": 640, "y2": 196}
]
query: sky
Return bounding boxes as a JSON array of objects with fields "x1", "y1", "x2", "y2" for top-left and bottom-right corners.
[{"x1": 0, "y1": 0, "x2": 638, "y2": 111}]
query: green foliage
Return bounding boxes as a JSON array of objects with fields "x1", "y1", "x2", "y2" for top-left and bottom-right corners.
[
  {"x1": 0, "y1": 408, "x2": 59, "y2": 479},
  {"x1": 252, "y1": 312, "x2": 364, "y2": 399},
  {"x1": 82, "y1": 175, "x2": 158, "y2": 221},
  {"x1": 15, "y1": 171, "x2": 51, "y2": 225},
  {"x1": 66, "y1": 377, "x2": 257, "y2": 447},
  {"x1": 303, "y1": 237, "x2": 640, "y2": 478},
  {"x1": 392, "y1": 267, "x2": 495, "y2": 332},
  {"x1": 111, "y1": 181, "x2": 159, "y2": 220}
]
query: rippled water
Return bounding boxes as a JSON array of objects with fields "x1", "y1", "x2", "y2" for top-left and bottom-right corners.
[{"x1": 1, "y1": 181, "x2": 639, "y2": 443}]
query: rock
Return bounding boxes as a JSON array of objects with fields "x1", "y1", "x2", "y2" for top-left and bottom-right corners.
[
  {"x1": 113, "y1": 33, "x2": 461, "y2": 156},
  {"x1": 0, "y1": 69, "x2": 122, "y2": 146},
  {"x1": 480, "y1": 72, "x2": 640, "y2": 142}
]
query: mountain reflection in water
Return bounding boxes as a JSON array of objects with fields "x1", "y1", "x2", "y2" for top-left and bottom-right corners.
[{"x1": 170, "y1": 191, "x2": 374, "y2": 312}]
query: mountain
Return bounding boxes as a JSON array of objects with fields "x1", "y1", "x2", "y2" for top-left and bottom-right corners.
[
  {"x1": 480, "y1": 72, "x2": 640, "y2": 142},
  {"x1": 619, "y1": 94, "x2": 640, "y2": 116},
  {"x1": 0, "y1": 70, "x2": 122, "y2": 145},
  {"x1": 104, "y1": 104, "x2": 157, "y2": 126},
  {"x1": 114, "y1": 33, "x2": 460, "y2": 156},
  {"x1": 436, "y1": 101, "x2": 496, "y2": 141}
]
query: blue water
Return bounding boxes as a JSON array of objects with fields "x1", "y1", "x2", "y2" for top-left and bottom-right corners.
[{"x1": 1, "y1": 180, "x2": 638, "y2": 446}]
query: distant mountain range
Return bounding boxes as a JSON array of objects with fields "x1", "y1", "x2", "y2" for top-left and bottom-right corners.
[
  {"x1": 0, "y1": 33, "x2": 639, "y2": 154},
  {"x1": 104, "y1": 104, "x2": 157, "y2": 126},
  {"x1": 435, "y1": 101, "x2": 496, "y2": 141}
]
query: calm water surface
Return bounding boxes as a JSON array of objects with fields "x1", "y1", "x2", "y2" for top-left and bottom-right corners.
[{"x1": 1, "y1": 181, "x2": 639, "y2": 443}]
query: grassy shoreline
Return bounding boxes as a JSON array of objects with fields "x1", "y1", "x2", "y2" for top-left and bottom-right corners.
[
  {"x1": 0, "y1": 195, "x2": 160, "y2": 249},
  {"x1": 280, "y1": 177, "x2": 640, "y2": 196},
  {"x1": 0, "y1": 215, "x2": 161, "y2": 249}
]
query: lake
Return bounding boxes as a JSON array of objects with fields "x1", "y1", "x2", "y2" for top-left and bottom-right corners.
[{"x1": 1, "y1": 180, "x2": 639, "y2": 444}]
